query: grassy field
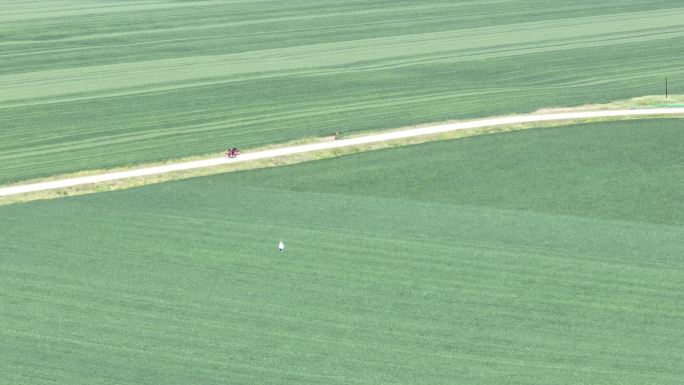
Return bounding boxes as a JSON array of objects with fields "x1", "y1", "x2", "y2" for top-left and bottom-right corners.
[
  {"x1": 2, "y1": 0, "x2": 684, "y2": 183},
  {"x1": 1, "y1": 119, "x2": 683, "y2": 384}
]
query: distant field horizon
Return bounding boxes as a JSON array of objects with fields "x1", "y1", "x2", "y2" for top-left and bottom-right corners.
[{"x1": 2, "y1": 0, "x2": 683, "y2": 183}]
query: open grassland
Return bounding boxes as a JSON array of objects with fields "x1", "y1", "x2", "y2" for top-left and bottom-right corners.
[
  {"x1": 2, "y1": 0, "x2": 684, "y2": 183},
  {"x1": 1, "y1": 110, "x2": 682, "y2": 206},
  {"x1": 1, "y1": 120, "x2": 683, "y2": 384}
]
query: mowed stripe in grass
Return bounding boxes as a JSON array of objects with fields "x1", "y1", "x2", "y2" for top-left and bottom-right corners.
[
  {"x1": 2, "y1": 1, "x2": 684, "y2": 183},
  {"x1": 1, "y1": 120, "x2": 683, "y2": 384},
  {"x1": 231, "y1": 118, "x2": 684, "y2": 226},
  {"x1": 4, "y1": 7, "x2": 684, "y2": 103}
]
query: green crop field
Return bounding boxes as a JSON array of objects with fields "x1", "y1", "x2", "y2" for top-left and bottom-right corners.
[
  {"x1": 2, "y1": 119, "x2": 683, "y2": 384},
  {"x1": 2, "y1": 0, "x2": 684, "y2": 183}
]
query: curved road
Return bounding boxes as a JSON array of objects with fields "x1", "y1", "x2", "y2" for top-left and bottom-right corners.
[{"x1": 1, "y1": 108, "x2": 683, "y2": 197}]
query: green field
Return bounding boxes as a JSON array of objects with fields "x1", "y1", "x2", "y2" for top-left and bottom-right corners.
[
  {"x1": 2, "y1": 119, "x2": 683, "y2": 384},
  {"x1": 2, "y1": 0, "x2": 684, "y2": 183}
]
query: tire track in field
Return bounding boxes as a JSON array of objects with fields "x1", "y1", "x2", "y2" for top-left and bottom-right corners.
[
  {"x1": 3, "y1": 7, "x2": 684, "y2": 105},
  {"x1": 1, "y1": 108, "x2": 683, "y2": 197}
]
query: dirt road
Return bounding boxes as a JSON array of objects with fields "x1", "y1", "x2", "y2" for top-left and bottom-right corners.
[{"x1": 1, "y1": 108, "x2": 683, "y2": 197}]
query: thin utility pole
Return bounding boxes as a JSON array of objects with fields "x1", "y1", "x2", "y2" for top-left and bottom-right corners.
[{"x1": 665, "y1": 77, "x2": 668, "y2": 99}]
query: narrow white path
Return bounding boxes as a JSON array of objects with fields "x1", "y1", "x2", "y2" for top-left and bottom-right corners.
[{"x1": 1, "y1": 108, "x2": 683, "y2": 197}]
